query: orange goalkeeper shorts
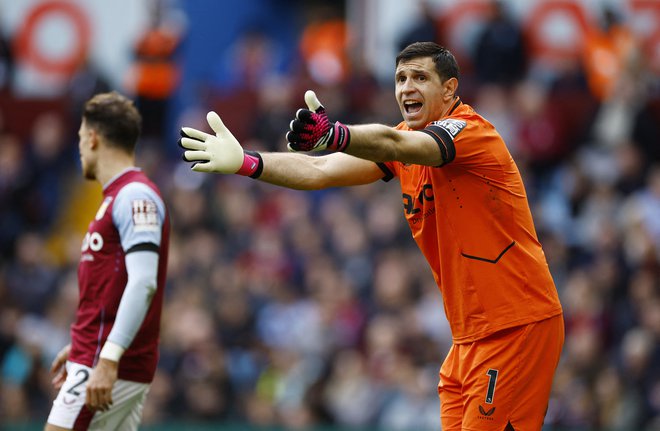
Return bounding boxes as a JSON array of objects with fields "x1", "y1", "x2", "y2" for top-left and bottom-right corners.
[{"x1": 438, "y1": 314, "x2": 564, "y2": 431}]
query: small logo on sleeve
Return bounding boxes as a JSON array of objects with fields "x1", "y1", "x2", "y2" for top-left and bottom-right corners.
[
  {"x1": 430, "y1": 119, "x2": 466, "y2": 138},
  {"x1": 95, "y1": 197, "x2": 113, "y2": 220},
  {"x1": 132, "y1": 199, "x2": 159, "y2": 231}
]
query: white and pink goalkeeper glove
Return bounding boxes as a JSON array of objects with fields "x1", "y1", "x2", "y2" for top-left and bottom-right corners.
[{"x1": 179, "y1": 111, "x2": 263, "y2": 178}]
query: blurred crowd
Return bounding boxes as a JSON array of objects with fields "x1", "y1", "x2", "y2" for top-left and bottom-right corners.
[{"x1": 1, "y1": 0, "x2": 660, "y2": 430}]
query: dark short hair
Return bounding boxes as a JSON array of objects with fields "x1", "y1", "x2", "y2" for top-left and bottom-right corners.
[
  {"x1": 83, "y1": 92, "x2": 141, "y2": 153},
  {"x1": 395, "y1": 42, "x2": 460, "y2": 82}
]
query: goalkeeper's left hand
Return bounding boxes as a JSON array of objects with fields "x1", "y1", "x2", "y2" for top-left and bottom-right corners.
[
  {"x1": 179, "y1": 111, "x2": 262, "y2": 177},
  {"x1": 286, "y1": 90, "x2": 350, "y2": 153}
]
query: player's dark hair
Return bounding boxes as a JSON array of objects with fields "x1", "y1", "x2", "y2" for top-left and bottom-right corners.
[
  {"x1": 396, "y1": 42, "x2": 460, "y2": 82},
  {"x1": 83, "y1": 92, "x2": 142, "y2": 153}
]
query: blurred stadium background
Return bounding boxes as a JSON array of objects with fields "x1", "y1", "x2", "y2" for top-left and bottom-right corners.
[{"x1": 1, "y1": 0, "x2": 659, "y2": 429}]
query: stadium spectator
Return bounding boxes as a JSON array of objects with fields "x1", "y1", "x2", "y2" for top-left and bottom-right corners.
[
  {"x1": 125, "y1": 0, "x2": 184, "y2": 147},
  {"x1": 67, "y1": 56, "x2": 112, "y2": 124},
  {"x1": 0, "y1": 132, "x2": 31, "y2": 259},
  {"x1": 0, "y1": 13, "x2": 13, "y2": 91},
  {"x1": 472, "y1": 0, "x2": 527, "y2": 87},
  {"x1": 396, "y1": 0, "x2": 440, "y2": 53},
  {"x1": 22, "y1": 112, "x2": 73, "y2": 230},
  {"x1": 512, "y1": 79, "x2": 570, "y2": 179},
  {"x1": 581, "y1": 5, "x2": 637, "y2": 103}
]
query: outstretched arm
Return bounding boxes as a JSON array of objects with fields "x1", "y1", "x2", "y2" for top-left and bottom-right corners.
[
  {"x1": 344, "y1": 123, "x2": 443, "y2": 166},
  {"x1": 179, "y1": 112, "x2": 384, "y2": 189},
  {"x1": 287, "y1": 90, "x2": 444, "y2": 166},
  {"x1": 258, "y1": 152, "x2": 385, "y2": 190}
]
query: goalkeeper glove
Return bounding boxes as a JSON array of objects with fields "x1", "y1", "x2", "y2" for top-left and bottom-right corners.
[
  {"x1": 179, "y1": 111, "x2": 263, "y2": 178},
  {"x1": 286, "y1": 90, "x2": 350, "y2": 153}
]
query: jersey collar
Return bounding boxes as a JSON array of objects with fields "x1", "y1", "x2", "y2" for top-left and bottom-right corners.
[
  {"x1": 103, "y1": 167, "x2": 141, "y2": 191},
  {"x1": 446, "y1": 97, "x2": 462, "y2": 117}
]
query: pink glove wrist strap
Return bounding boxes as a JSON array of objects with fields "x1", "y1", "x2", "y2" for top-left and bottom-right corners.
[
  {"x1": 328, "y1": 121, "x2": 350, "y2": 152},
  {"x1": 236, "y1": 151, "x2": 263, "y2": 178}
]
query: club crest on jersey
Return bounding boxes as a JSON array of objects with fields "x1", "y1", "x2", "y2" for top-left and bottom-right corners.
[
  {"x1": 430, "y1": 118, "x2": 466, "y2": 138},
  {"x1": 132, "y1": 199, "x2": 159, "y2": 232},
  {"x1": 95, "y1": 197, "x2": 113, "y2": 220}
]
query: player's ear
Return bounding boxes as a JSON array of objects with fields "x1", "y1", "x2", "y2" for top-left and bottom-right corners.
[
  {"x1": 89, "y1": 129, "x2": 100, "y2": 150},
  {"x1": 443, "y1": 77, "x2": 458, "y2": 101}
]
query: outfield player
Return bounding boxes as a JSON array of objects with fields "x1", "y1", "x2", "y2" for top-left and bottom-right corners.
[
  {"x1": 45, "y1": 92, "x2": 170, "y2": 431},
  {"x1": 179, "y1": 42, "x2": 563, "y2": 431}
]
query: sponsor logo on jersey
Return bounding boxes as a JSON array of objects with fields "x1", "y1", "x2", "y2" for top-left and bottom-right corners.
[
  {"x1": 402, "y1": 184, "x2": 435, "y2": 223},
  {"x1": 80, "y1": 231, "x2": 104, "y2": 261},
  {"x1": 430, "y1": 118, "x2": 466, "y2": 138},
  {"x1": 80, "y1": 254, "x2": 94, "y2": 262},
  {"x1": 81, "y1": 232, "x2": 104, "y2": 252},
  {"x1": 132, "y1": 199, "x2": 159, "y2": 232}
]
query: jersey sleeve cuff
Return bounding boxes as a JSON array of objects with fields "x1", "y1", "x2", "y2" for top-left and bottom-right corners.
[
  {"x1": 377, "y1": 162, "x2": 395, "y2": 182},
  {"x1": 421, "y1": 125, "x2": 456, "y2": 166},
  {"x1": 126, "y1": 242, "x2": 159, "y2": 254},
  {"x1": 99, "y1": 341, "x2": 125, "y2": 362}
]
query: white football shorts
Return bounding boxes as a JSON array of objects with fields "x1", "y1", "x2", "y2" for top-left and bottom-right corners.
[{"x1": 46, "y1": 361, "x2": 150, "y2": 430}]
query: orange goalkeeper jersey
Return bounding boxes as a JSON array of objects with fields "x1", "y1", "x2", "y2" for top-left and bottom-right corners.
[{"x1": 380, "y1": 99, "x2": 562, "y2": 343}]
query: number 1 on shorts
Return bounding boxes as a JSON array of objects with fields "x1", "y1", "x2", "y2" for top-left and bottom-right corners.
[{"x1": 485, "y1": 369, "x2": 498, "y2": 404}]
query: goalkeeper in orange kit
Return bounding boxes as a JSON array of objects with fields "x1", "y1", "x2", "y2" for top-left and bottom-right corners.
[{"x1": 179, "y1": 42, "x2": 563, "y2": 431}]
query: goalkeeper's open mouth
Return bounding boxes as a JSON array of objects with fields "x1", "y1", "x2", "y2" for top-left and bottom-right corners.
[{"x1": 404, "y1": 100, "x2": 423, "y2": 115}]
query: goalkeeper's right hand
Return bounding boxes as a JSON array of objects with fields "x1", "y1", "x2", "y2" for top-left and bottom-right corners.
[{"x1": 179, "y1": 111, "x2": 263, "y2": 178}]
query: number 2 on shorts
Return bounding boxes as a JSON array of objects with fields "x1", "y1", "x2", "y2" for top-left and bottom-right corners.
[
  {"x1": 485, "y1": 368, "x2": 498, "y2": 404},
  {"x1": 66, "y1": 369, "x2": 90, "y2": 396}
]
